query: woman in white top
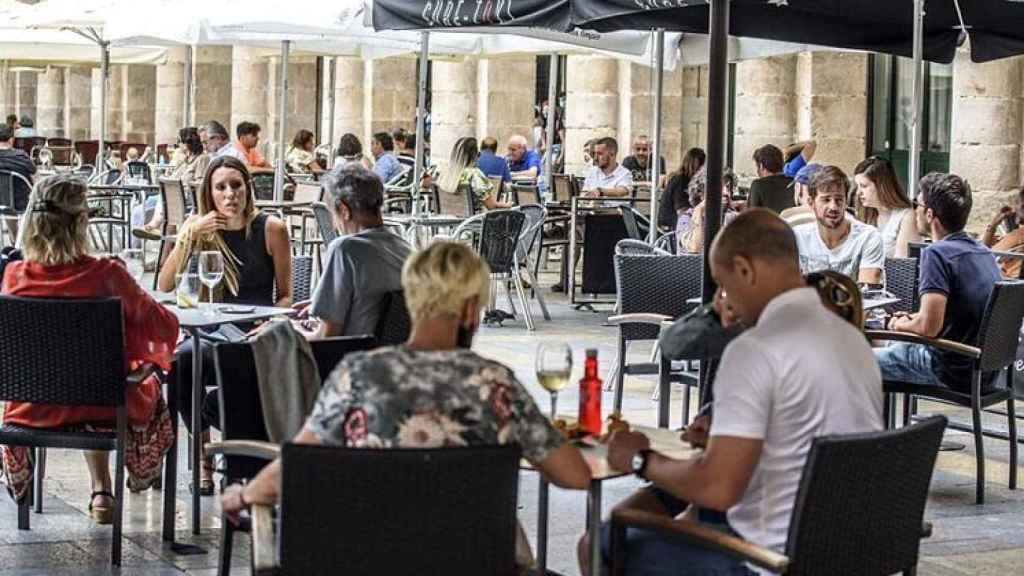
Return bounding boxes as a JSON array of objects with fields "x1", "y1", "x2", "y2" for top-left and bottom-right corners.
[{"x1": 854, "y1": 156, "x2": 920, "y2": 258}]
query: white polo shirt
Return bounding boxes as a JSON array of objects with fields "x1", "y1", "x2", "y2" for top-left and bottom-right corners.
[
  {"x1": 709, "y1": 287, "x2": 883, "y2": 572},
  {"x1": 582, "y1": 163, "x2": 633, "y2": 193}
]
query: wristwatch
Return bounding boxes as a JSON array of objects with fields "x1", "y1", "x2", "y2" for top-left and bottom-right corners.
[{"x1": 631, "y1": 449, "x2": 654, "y2": 479}]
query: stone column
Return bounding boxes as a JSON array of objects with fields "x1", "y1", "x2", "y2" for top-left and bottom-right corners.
[
  {"x1": 564, "y1": 55, "x2": 618, "y2": 175},
  {"x1": 34, "y1": 67, "x2": 64, "y2": 138},
  {"x1": 231, "y1": 47, "x2": 270, "y2": 154},
  {"x1": 267, "y1": 54, "x2": 318, "y2": 165},
  {"x1": 121, "y1": 65, "x2": 157, "y2": 144},
  {"x1": 194, "y1": 46, "x2": 233, "y2": 128},
  {"x1": 795, "y1": 52, "x2": 867, "y2": 171},
  {"x1": 322, "y1": 58, "x2": 364, "y2": 149},
  {"x1": 155, "y1": 47, "x2": 188, "y2": 145},
  {"x1": 477, "y1": 56, "x2": 535, "y2": 149},
  {"x1": 65, "y1": 67, "x2": 93, "y2": 141},
  {"x1": 430, "y1": 57, "x2": 478, "y2": 175},
  {"x1": 949, "y1": 47, "x2": 1022, "y2": 231},
  {"x1": 14, "y1": 70, "x2": 37, "y2": 127},
  {"x1": 92, "y1": 65, "x2": 121, "y2": 142},
  {"x1": 366, "y1": 57, "x2": 417, "y2": 141},
  {"x1": 733, "y1": 55, "x2": 797, "y2": 181},
  {"x1": 680, "y1": 65, "x2": 709, "y2": 154},
  {"x1": 618, "y1": 62, "x2": 685, "y2": 171}
]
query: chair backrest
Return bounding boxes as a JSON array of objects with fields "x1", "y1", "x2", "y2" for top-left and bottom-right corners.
[
  {"x1": 552, "y1": 173, "x2": 575, "y2": 204},
  {"x1": 291, "y1": 255, "x2": 313, "y2": 303},
  {"x1": 805, "y1": 270, "x2": 864, "y2": 329},
  {"x1": 975, "y1": 281, "x2": 1024, "y2": 372},
  {"x1": 125, "y1": 160, "x2": 151, "y2": 183},
  {"x1": 159, "y1": 178, "x2": 188, "y2": 232},
  {"x1": 293, "y1": 182, "x2": 322, "y2": 204},
  {"x1": 74, "y1": 140, "x2": 100, "y2": 167},
  {"x1": 91, "y1": 168, "x2": 122, "y2": 186},
  {"x1": 311, "y1": 201, "x2": 339, "y2": 247},
  {"x1": 512, "y1": 183, "x2": 540, "y2": 206},
  {"x1": 250, "y1": 169, "x2": 277, "y2": 201},
  {"x1": 73, "y1": 164, "x2": 96, "y2": 181},
  {"x1": 615, "y1": 238, "x2": 658, "y2": 257},
  {"x1": 619, "y1": 207, "x2": 643, "y2": 241},
  {"x1": 437, "y1": 184, "x2": 473, "y2": 218},
  {"x1": 47, "y1": 146, "x2": 76, "y2": 167},
  {"x1": 0, "y1": 296, "x2": 126, "y2": 407},
  {"x1": 118, "y1": 142, "x2": 148, "y2": 160},
  {"x1": 46, "y1": 137, "x2": 72, "y2": 147},
  {"x1": 213, "y1": 336, "x2": 376, "y2": 482},
  {"x1": 884, "y1": 257, "x2": 919, "y2": 314},
  {"x1": 374, "y1": 290, "x2": 412, "y2": 346},
  {"x1": 0, "y1": 170, "x2": 33, "y2": 211},
  {"x1": 279, "y1": 444, "x2": 520, "y2": 576},
  {"x1": 784, "y1": 415, "x2": 947, "y2": 575},
  {"x1": 488, "y1": 176, "x2": 505, "y2": 203},
  {"x1": 515, "y1": 204, "x2": 546, "y2": 264},
  {"x1": 478, "y1": 209, "x2": 527, "y2": 275},
  {"x1": 614, "y1": 253, "x2": 703, "y2": 341}
]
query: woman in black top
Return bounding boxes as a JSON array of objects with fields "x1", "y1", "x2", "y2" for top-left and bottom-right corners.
[{"x1": 659, "y1": 147, "x2": 706, "y2": 230}]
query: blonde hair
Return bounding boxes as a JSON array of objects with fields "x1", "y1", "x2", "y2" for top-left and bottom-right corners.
[
  {"x1": 402, "y1": 241, "x2": 491, "y2": 323},
  {"x1": 22, "y1": 174, "x2": 90, "y2": 266}
]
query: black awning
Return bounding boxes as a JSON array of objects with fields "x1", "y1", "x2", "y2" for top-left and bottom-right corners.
[{"x1": 371, "y1": 0, "x2": 574, "y2": 31}]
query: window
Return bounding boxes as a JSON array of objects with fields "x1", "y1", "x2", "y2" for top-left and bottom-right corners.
[{"x1": 868, "y1": 54, "x2": 953, "y2": 187}]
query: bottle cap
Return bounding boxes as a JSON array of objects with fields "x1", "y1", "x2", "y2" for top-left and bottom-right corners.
[{"x1": 585, "y1": 348, "x2": 598, "y2": 358}]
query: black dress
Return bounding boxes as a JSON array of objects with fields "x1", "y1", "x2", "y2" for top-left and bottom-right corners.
[
  {"x1": 219, "y1": 212, "x2": 275, "y2": 306},
  {"x1": 659, "y1": 174, "x2": 692, "y2": 230}
]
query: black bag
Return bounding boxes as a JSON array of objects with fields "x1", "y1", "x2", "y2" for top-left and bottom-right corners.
[
  {"x1": 0, "y1": 246, "x2": 22, "y2": 284},
  {"x1": 659, "y1": 303, "x2": 745, "y2": 361}
]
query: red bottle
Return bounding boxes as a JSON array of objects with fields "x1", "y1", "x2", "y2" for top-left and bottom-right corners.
[{"x1": 578, "y1": 349, "x2": 602, "y2": 436}]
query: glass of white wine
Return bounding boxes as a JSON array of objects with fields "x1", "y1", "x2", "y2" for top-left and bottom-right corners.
[
  {"x1": 536, "y1": 342, "x2": 572, "y2": 420},
  {"x1": 198, "y1": 251, "x2": 225, "y2": 317}
]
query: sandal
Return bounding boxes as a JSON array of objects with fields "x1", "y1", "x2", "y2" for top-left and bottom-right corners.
[{"x1": 88, "y1": 491, "x2": 115, "y2": 525}]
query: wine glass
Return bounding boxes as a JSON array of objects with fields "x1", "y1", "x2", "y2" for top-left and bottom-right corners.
[
  {"x1": 198, "y1": 251, "x2": 224, "y2": 316},
  {"x1": 119, "y1": 248, "x2": 145, "y2": 284},
  {"x1": 175, "y1": 272, "x2": 200, "y2": 309},
  {"x1": 536, "y1": 343, "x2": 573, "y2": 420}
]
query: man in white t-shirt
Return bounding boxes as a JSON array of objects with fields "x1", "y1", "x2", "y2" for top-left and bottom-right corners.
[
  {"x1": 793, "y1": 165, "x2": 884, "y2": 284},
  {"x1": 581, "y1": 136, "x2": 633, "y2": 198},
  {"x1": 580, "y1": 209, "x2": 883, "y2": 576}
]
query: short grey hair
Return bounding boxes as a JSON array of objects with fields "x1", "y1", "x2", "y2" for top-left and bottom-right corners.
[
  {"x1": 324, "y1": 164, "x2": 384, "y2": 217},
  {"x1": 205, "y1": 120, "x2": 229, "y2": 139}
]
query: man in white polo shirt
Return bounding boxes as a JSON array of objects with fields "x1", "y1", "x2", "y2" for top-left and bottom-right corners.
[
  {"x1": 579, "y1": 209, "x2": 883, "y2": 576},
  {"x1": 581, "y1": 136, "x2": 633, "y2": 198}
]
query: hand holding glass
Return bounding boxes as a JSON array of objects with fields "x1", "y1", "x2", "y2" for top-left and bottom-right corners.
[{"x1": 536, "y1": 343, "x2": 573, "y2": 419}]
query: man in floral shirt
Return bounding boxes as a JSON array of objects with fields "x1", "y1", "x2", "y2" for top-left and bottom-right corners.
[{"x1": 223, "y1": 241, "x2": 591, "y2": 567}]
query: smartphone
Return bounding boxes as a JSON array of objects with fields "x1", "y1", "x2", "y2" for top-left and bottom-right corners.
[{"x1": 220, "y1": 306, "x2": 255, "y2": 314}]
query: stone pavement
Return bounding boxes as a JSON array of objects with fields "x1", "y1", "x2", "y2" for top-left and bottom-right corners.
[{"x1": 0, "y1": 283, "x2": 1022, "y2": 575}]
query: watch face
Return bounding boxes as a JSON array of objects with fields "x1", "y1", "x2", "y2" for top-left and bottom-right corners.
[{"x1": 632, "y1": 452, "x2": 645, "y2": 474}]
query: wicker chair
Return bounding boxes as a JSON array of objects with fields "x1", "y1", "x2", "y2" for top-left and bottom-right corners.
[
  {"x1": 208, "y1": 443, "x2": 521, "y2": 576},
  {"x1": 374, "y1": 290, "x2": 413, "y2": 346},
  {"x1": 0, "y1": 296, "x2": 163, "y2": 566},
  {"x1": 511, "y1": 183, "x2": 540, "y2": 206},
  {"x1": 619, "y1": 206, "x2": 650, "y2": 241},
  {"x1": 124, "y1": 160, "x2": 151, "y2": 183},
  {"x1": 0, "y1": 170, "x2": 31, "y2": 247},
  {"x1": 476, "y1": 210, "x2": 532, "y2": 329},
  {"x1": 866, "y1": 280, "x2": 1024, "y2": 504},
  {"x1": 884, "y1": 257, "x2": 919, "y2": 314},
  {"x1": 290, "y1": 255, "x2": 313, "y2": 303},
  {"x1": 611, "y1": 415, "x2": 947, "y2": 576},
  {"x1": 607, "y1": 250, "x2": 703, "y2": 424},
  {"x1": 437, "y1": 184, "x2": 474, "y2": 218},
  {"x1": 551, "y1": 173, "x2": 577, "y2": 204},
  {"x1": 210, "y1": 336, "x2": 376, "y2": 576}
]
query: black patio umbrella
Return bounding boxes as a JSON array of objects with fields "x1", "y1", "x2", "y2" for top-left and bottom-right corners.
[{"x1": 371, "y1": 0, "x2": 573, "y2": 31}]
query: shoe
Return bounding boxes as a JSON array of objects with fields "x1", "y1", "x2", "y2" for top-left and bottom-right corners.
[
  {"x1": 88, "y1": 491, "x2": 115, "y2": 525},
  {"x1": 132, "y1": 226, "x2": 161, "y2": 241}
]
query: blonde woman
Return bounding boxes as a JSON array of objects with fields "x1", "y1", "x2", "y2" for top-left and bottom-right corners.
[
  {"x1": 157, "y1": 155, "x2": 292, "y2": 493},
  {"x1": 222, "y1": 241, "x2": 590, "y2": 571},
  {"x1": 438, "y1": 136, "x2": 511, "y2": 212},
  {"x1": 1, "y1": 174, "x2": 178, "y2": 522}
]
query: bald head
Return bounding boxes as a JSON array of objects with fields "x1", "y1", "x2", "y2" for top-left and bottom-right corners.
[{"x1": 711, "y1": 209, "x2": 799, "y2": 270}]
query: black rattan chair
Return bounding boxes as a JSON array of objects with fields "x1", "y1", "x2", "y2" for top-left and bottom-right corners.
[
  {"x1": 608, "y1": 250, "x2": 703, "y2": 424},
  {"x1": 211, "y1": 335, "x2": 376, "y2": 576},
  {"x1": 0, "y1": 170, "x2": 31, "y2": 246},
  {"x1": 311, "y1": 201, "x2": 338, "y2": 247},
  {"x1": 884, "y1": 257, "x2": 919, "y2": 314},
  {"x1": 866, "y1": 281, "x2": 1024, "y2": 504},
  {"x1": 618, "y1": 206, "x2": 650, "y2": 241},
  {"x1": 125, "y1": 160, "x2": 151, "y2": 183},
  {"x1": 611, "y1": 415, "x2": 947, "y2": 576},
  {"x1": 374, "y1": 290, "x2": 412, "y2": 346},
  {"x1": 0, "y1": 296, "x2": 159, "y2": 565},
  {"x1": 231, "y1": 444, "x2": 521, "y2": 576},
  {"x1": 477, "y1": 210, "x2": 531, "y2": 329},
  {"x1": 291, "y1": 254, "x2": 313, "y2": 303}
]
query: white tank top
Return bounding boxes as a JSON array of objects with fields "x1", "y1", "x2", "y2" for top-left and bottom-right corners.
[{"x1": 879, "y1": 208, "x2": 909, "y2": 258}]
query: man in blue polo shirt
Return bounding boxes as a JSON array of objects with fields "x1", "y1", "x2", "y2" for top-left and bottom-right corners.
[
  {"x1": 782, "y1": 139, "x2": 817, "y2": 179},
  {"x1": 507, "y1": 134, "x2": 541, "y2": 180},
  {"x1": 875, "y1": 173, "x2": 1001, "y2": 393},
  {"x1": 477, "y1": 136, "x2": 512, "y2": 183}
]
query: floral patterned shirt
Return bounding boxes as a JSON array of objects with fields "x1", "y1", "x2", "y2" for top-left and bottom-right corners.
[
  {"x1": 459, "y1": 167, "x2": 496, "y2": 206},
  {"x1": 306, "y1": 346, "x2": 565, "y2": 464}
]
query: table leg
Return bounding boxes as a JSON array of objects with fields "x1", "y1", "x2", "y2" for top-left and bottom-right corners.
[
  {"x1": 658, "y1": 355, "x2": 671, "y2": 428},
  {"x1": 537, "y1": 476, "x2": 549, "y2": 574},
  {"x1": 588, "y1": 480, "x2": 603, "y2": 576},
  {"x1": 190, "y1": 328, "x2": 202, "y2": 535},
  {"x1": 162, "y1": 373, "x2": 179, "y2": 542}
]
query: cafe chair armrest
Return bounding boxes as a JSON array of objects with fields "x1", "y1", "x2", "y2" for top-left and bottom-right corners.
[
  {"x1": 610, "y1": 508, "x2": 790, "y2": 575},
  {"x1": 126, "y1": 362, "x2": 159, "y2": 387},
  {"x1": 204, "y1": 440, "x2": 280, "y2": 461},
  {"x1": 250, "y1": 503, "x2": 278, "y2": 576},
  {"x1": 607, "y1": 313, "x2": 673, "y2": 327},
  {"x1": 864, "y1": 330, "x2": 981, "y2": 359}
]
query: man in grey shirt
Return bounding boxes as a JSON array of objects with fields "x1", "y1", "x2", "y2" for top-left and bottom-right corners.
[{"x1": 301, "y1": 164, "x2": 411, "y2": 338}]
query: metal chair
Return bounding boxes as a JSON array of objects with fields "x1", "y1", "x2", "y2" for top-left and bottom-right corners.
[
  {"x1": 152, "y1": 177, "x2": 188, "y2": 289},
  {"x1": 90, "y1": 168, "x2": 123, "y2": 186},
  {"x1": 619, "y1": 205, "x2": 650, "y2": 241},
  {"x1": 513, "y1": 204, "x2": 551, "y2": 323},
  {"x1": 45, "y1": 137, "x2": 72, "y2": 147},
  {"x1": 884, "y1": 257, "x2": 919, "y2": 313},
  {"x1": 124, "y1": 160, "x2": 151, "y2": 183},
  {"x1": 551, "y1": 173, "x2": 577, "y2": 204},
  {"x1": 0, "y1": 170, "x2": 31, "y2": 248},
  {"x1": 210, "y1": 336, "x2": 376, "y2": 576},
  {"x1": 291, "y1": 255, "x2": 313, "y2": 303},
  {"x1": 476, "y1": 210, "x2": 533, "y2": 330},
  {"x1": 311, "y1": 200, "x2": 339, "y2": 248},
  {"x1": 218, "y1": 443, "x2": 521, "y2": 576},
  {"x1": 866, "y1": 280, "x2": 1024, "y2": 504},
  {"x1": 74, "y1": 140, "x2": 100, "y2": 167},
  {"x1": 45, "y1": 146, "x2": 76, "y2": 168},
  {"x1": 0, "y1": 296, "x2": 158, "y2": 566},
  {"x1": 611, "y1": 416, "x2": 947, "y2": 576},
  {"x1": 437, "y1": 183, "x2": 474, "y2": 218},
  {"x1": 374, "y1": 290, "x2": 413, "y2": 346},
  {"x1": 251, "y1": 169, "x2": 278, "y2": 201},
  {"x1": 607, "y1": 250, "x2": 703, "y2": 421},
  {"x1": 511, "y1": 183, "x2": 540, "y2": 206}
]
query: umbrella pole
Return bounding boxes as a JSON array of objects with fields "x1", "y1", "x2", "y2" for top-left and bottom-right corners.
[
  {"x1": 274, "y1": 40, "x2": 291, "y2": 203},
  {"x1": 98, "y1": 40, "x2": 109, "y2": 170},
  {"x1": 544, "y1": 52, "x2": 557, "y2": 197},
  {"x1": 327, "y1": 57, "x2": 337, "y2": 168},
  {"x1": 909, "y1": 0, "x2": 925, "y2": 196},
  {"x1": 649, "y1": 28, "x2": 665, "y2": 244},
  {"x1": 183, "y1": 45, "x2": 194, "y2": 128},
  {"x1": 703, "y1": 0, "x2": 729, "y2": 301},
  {"x1": 413, "y1": 31, "x2": 430, "y2": 216}
]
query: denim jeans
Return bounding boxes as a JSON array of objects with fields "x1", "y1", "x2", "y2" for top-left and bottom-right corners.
[
  {"x1": 599, "y1": 488, "x2": 755, "y2": 576},
  {"x1": 874, "y1": 342, "x2": 944, "y2": 387}
]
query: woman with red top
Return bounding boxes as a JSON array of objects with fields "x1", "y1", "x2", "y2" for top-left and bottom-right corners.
[{"x1": 0, "y1": 174, "x2": 179, "y2": 525}]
